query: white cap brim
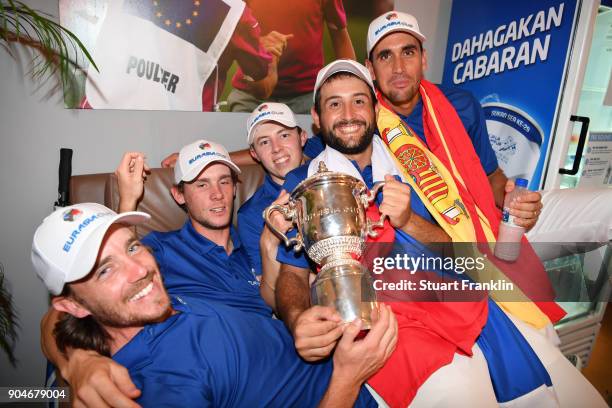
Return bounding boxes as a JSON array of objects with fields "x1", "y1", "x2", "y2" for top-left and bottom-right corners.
[
  {"x1": 247, "y1": 117, "x2": 298, "y2": 145},
  {"x1": 367, "y1": 12, "x2": 427, "y2": 56},
  {"x1": 313, "y1": 60, "x2": 376, "y2": 103},
  {"x1": 179, "y1": 158, "x2": 241, "y2": 184},
  {"x1": 369, "y1": 27, "x2": 425, "y2": 56}
]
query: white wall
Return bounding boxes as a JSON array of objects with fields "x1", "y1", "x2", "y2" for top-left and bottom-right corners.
[
  {"x1": 0, "y1": 0, "x2": 259, "y2": 387},
  {"x1": 395, "y1": 0, "x2": 453, "y2": 83},
  {"x1": 0, "y1": 0, "x2": 452, "y2": 387}
]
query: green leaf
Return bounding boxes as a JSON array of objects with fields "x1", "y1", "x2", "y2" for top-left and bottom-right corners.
[
  {"x1": 0, "y1": 264, "x2": 18, "y2": 367},
  {"x1": 0, "y1": 0, "x2": 98, "y2": 97}
]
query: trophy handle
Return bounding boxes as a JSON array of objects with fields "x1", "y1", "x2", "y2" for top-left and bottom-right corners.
[
  {"x1": 366, "y1": 181, "x2": 386, "y2": 203},
  {"x1": 364, "y1": 181, "x2": 388, "y2": 238},
  {"x1": 263, "y1": 202, "x2": 304, "y2": 251}
]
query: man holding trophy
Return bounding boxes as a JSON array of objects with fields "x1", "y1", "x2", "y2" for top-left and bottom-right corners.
[{"x1": 269, "y1": 59, "x2": 603, "y2": 407}]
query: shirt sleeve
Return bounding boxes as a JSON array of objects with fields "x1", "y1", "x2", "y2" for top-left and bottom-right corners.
[
  {"x1": 465, "y1": 92, "x2": 499, "y2": 175},
  {"x1": 237, "y1": 205, "x2": 264, "y2": 276},
  {"x1": 447, "y1": 88, "x2": 499, "y2": 175},
  {"x1": 322, "y1": 0, "x2": 347, "y2": 30},
  {"x1": 275, "y1": 168, "x2": 311, "y2": 269},
  {"x1": 230, "y1": 7, "x2": 273, "y2": 81},
  {"x1": 303, "y1": 133, "x2": 325, "y2": 159}
]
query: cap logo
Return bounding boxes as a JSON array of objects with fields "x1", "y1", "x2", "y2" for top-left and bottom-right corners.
[
  {"x1": 374, "y1": 20, "x2": 412, "y2": 37},
  {"x1": 199, "y1": 142, "x2": 211, "y2": 150},
  {"x1": 62, "y1": 212, "x2": 110, "y2": 253},
  {"x1": 249, "y1": 110, "x2": 285, "y2": 129},
  {"x1": 188, "y1": 151, "x2": 228, "y2": 165},
  {"x1": 63, "y1": 208, "x2": 82, "y2": 222},
  {"x1": 258, "y1": 104, "x2": 268, "y2": 112},
  {"x1": 386, "y1": 12, "x2": 398, "y2": 20}
]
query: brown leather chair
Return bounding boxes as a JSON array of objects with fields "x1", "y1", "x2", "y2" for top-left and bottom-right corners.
[{"x1": 70, "y1": 164, "x2": 266, "y2": 237}]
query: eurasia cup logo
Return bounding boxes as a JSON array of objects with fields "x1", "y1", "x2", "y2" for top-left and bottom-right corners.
[
  {"x1": 386, "y1": 12, "x2": 398, "y2": 20},
  {"x1": 62, "y1": 208, "x2": 82, "y2": 222}
]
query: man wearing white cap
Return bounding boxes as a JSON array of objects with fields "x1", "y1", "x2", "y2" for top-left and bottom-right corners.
[
  {"x1": 116, "y1": 140, "x2": 272, "y2": 316},
  {"x1": 273, "y1": 59, "x2": 605, "y2": 408},
  {"x1": 238, "y1": 102, "x2": 309, "y2": 308},
  {"x1": 365, "y1": 11, "x2": 543, "y2": 228},
  {"x1": 32, "y1": 203, "x2": 397, "y2": 407},
  {"x1": 40, "y1": 140, "x2": 273, "y2": 403}
]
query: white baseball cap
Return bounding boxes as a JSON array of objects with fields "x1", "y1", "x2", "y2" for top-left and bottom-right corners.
[
  {"x1": 313, "y1": 59, "x2": 376, "y2": 103},
  {"x1": 174, "y1": 139, "x2": 241, "y2": 184},
  {"x1": 31, "y1": 203, "x2": 150, "y2": 295},
  {"x1": 367, "y1": 11, "x2": 426, "y2": 56},
  {"x1": 246, "y1": 103, "x2": 298, "y2": 145}
]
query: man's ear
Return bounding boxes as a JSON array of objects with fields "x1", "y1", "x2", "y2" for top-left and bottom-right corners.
[
  {"x1": 52, "y1": 296, "x2": 91, "y2": 319},
  {"x1": 170, "y1": 185, "x2": 186, "y2": 206},
  {"x1": 311, "y1": 106, "x2": 321, "y2": 130},
  {"x1": 299, "y1": 128, "x2": 308, "y2": 147},
  {"x1": 365, "y1": 58, "x2": 376, "y2": 81},
  {"x1": 249, "y1": 145, "x2": 260, "y2": 163},
  {"x1": 422, "y1": 48, "x2": 428, "y2": 74}
]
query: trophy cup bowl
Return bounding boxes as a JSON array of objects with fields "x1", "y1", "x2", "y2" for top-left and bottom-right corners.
[{"x1": 264, "y1": 162, "x2": 385, "y2": 328}]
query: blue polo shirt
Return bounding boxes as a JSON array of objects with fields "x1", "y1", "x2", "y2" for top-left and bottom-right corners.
[
  {"x1": 142, "y1": 222, "x2": 272, "y2": 317},
  {"x1": 236, "y1": 174, "x2": 282, "y2": 276},
  {"x1": 276, "y1": 161, "x2": 434, "y2": 268},
  {"x1": 113, "y1": 296, "x2": 377, "y2": 407},
  {"x1": 304, "y1": 135, "x2": 325, "y2": 159},
  {"x1": 400, "y1": 85, "x2": 498, "y2": 175},
  {"x1": 236, "y1": 136, "x2": 326, "y2": 275}
]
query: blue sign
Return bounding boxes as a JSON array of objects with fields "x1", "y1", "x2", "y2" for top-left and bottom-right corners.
[{"x1": 442, "y1": 0, "x2": 578, "y2": 189}]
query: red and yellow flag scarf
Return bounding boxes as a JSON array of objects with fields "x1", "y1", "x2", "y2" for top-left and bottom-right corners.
[{"x1": 376, "y1": 80, "x2": 566, "y2": 328}]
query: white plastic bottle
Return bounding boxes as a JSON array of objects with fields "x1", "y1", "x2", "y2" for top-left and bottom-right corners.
[{"x1": 494, "y1": 178, "x2": 528, "y2": 262}]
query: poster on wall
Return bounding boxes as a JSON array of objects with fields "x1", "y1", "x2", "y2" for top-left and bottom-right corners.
[
  {"x1": 578, "y1": 132, "x2": 612, "y2": 188},
  {"x1": 59, "y1": 0, "x2": 379, "y2": 113},
  {"x1": 441, "y1": 0, "x2": 578, "y2": 189}
]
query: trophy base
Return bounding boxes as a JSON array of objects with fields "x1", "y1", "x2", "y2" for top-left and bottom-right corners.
[{"x1": 311, "y1": 262, "x2": 378, "y2": 329}]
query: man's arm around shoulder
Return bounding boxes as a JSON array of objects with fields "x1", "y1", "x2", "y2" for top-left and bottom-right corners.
[{"x1": 40, "y1": 307, "x2": 141, "y2": 407}]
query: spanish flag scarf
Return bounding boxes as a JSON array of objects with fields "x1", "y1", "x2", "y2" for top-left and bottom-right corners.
[
  {"x1": 367, "y1": 80, "x2": 562, "y2": 407},
  {"x1": 376, "y1": 80, "x2": 565, "y2": 327}
]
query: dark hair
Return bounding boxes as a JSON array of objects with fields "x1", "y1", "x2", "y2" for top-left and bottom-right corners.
[
  {"x1": 53, "y1": 286, "x2": 111, "y2": 357},
  {"x1": 54, "y1": 313, "x2": 112, "y2": 357},
  {"x1": 314, "y1": 72, "x2": 377, "y2": 117}
]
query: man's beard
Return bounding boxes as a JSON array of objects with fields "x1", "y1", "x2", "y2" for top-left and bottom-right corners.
[
  {"x1": 382, "y1": 75, "x2": 420, "y2": 106},
  {"x1": 94, "y1": 298, "x2": 172, "y2": 328},
  {"x1": 387, "y1": 85, "x2": 419, "y2": 106},
  {"x1": 75, "y1": 271, "x2": 172, "y2": 328},
  {"x1": 321, "y1": 119, "x2": 377, "y2": 155}
]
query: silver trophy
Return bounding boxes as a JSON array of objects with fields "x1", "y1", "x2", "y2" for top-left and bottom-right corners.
[{"x1": 264, "y1": 162, "x2": 385, "y2": 328}]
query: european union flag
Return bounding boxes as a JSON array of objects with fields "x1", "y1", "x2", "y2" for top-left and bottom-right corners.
[{"x1": 123, "y1": 0, "x2": 231, "y2": 53}]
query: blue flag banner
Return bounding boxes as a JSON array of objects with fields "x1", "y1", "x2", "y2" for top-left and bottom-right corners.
[
  {"x1": 123, "y1": 0, "x2": 231, "y2": 54},
  {"x1": 442, "y1": 0, "x2": 578, "y2": 189}
]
